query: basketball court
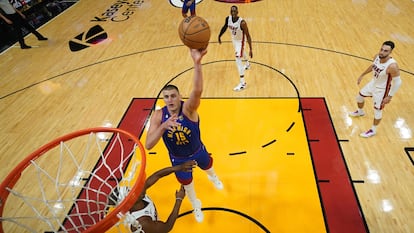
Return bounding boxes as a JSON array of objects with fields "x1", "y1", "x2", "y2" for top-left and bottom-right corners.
[{"x1": 0, "y1": 0, "x2": 413, "y2": 232}]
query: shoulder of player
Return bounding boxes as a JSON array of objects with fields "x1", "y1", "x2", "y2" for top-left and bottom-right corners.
[
  {"x1": 182, "y1": 101, "x2": 199, "y2": 119},
  {"x1": 240, "y1": 18, "x2": 248, "y2": 26},
  {"x1": 154, "y1": 108, "x2": 163, "y2": 115},
  {"x1": 387, "y1": 61, "x2": 399, "y2": 71},
  {"x1": 150, "y1": 108, "x2": 163, "y2": 122}
]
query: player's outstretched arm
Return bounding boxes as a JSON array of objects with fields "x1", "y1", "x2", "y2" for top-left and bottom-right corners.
[
  {"x1": 184, "y1": 49, "x2": 207, "y2": 118},
  {"x1": 144, "y1": 160, "x2": 196, "y2": 191},
  {"x1": 138, "y1": 186, "x2": 186, "y2": 233}
]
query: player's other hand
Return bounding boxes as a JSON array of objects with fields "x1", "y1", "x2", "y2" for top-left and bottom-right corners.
[
  {"x1": 163, "y1": 114, "x2": 180, "y2": 131},
  {"x1": 176, "y1": 185, "x2": 185, "y2": 199}
]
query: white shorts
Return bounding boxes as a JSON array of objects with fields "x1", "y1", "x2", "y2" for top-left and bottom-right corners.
[
  {"x1": 232, "y1": 39, "x2": 247, "y2": 58},
  {"x1": 359, "y1": 80, "x2": 386, "y2": 110}
]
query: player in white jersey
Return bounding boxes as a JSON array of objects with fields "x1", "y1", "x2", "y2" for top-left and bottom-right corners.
[
  {"x1": 113, "y1": 160, "x2": 196, "y2": 233},
  {"x1": 218, "y1": 5, "x2": 253, "y2": 91},
  {"x1": 349, "y1": 41, "x2": 402, "y2": 138}
]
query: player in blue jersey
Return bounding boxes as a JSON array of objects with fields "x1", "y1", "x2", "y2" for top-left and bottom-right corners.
[
  {"x1": 182, "y1": 0, "x2": 195, "y2": 18},
  {"x1": 145, "y1": 48, "x2": 223, "y2": 223}
]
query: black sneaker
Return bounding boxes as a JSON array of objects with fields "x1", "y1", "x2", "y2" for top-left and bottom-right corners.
[
  {"x1": 21, "y1": 44, "x2": 32, "y2": 49},
  {"x1": 38, "y1": 37, "x2": 48, "y2": 41}
]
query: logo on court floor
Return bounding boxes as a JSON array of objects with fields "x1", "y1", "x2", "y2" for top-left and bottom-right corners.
[
  {"x1": 68, "y1": 25, "x2": 108, "y2": 52},
  {"x1": 91, "y1": 0, "x2": 145, "y2": 22}
]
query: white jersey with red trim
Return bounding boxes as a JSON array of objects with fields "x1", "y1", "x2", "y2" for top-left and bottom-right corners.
[
  {"x1": 371, "y1": 55, "x2": 396, "y2": 89},
  {"x1": 227, "y1": 16, "x2": 244, "y2": 41}
]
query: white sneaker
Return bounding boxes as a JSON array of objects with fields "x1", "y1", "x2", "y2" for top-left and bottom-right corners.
[
  {"x1": 192, "y1": 199, "x2": 204, "y2": 222},
  {"x1": 360, "y1": 129, "x2": 376, "y2": 138},
  {"x1": 244, "y1": 62, "x2": 250, "y2": 70},
  {"x1": 233, "y1": 82, "x2": 246, "y2": 91},
  {"x1": 349, "y1": 110, "x2": 365, "y2": 117},
  {"x1": 208, "y1": 175, "x2": 224, "y2": 190}
]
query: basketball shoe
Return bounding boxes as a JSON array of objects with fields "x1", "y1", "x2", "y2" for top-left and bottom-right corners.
[
  {"x1": 349, "y1": 110, "x2": 365, "y2": 117},
  {"x1": 208, "y1": 175, "x2": 224, "y2": 190},
  {"x1": 192, "y1": 199, "x2": 204, "y2": 222},
  {"x1": 360, "y1": 129, "x2": 376, "y2": 138},
  {"x1": 233, "y1": 82, "x2": 246, "y2": 91}
]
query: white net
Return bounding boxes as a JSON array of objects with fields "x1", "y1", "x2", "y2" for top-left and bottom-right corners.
[{"x1": 0, "y1": 128, "x2": 146, "y2": 233}]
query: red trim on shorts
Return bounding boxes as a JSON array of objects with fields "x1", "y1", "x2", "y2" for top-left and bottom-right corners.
[
  {"x1": 203, "y1": 156, "x2": 213, "y2": 170},
  {"x1": 358, "y1": 92, "x2": 371, "y2": 98},
  {"x1": 178, "y1": 178, "x2": 193, "y2": 185}
]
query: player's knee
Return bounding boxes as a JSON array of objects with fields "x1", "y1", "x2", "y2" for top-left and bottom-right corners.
[
  {"x1": 356, "y1": 95, "x2": 364, "y2": 103},
  {"x1": 235, "y1": 58, "x2": 244, "y2": 75},
  {"x1": 374, "y1": 109, "x2": 382, "y2": 119},
  {"x1": 179, "y1": 178, "x2": 193, "y2": 185}
]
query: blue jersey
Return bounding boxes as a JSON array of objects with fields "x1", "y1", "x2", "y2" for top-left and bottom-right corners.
[{"x1": 161, "y1": 101, "x2": 202, "y2": 157}]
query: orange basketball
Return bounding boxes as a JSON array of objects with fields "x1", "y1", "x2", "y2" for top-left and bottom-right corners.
[{"x1": 178, "y1": 16, "x2": 210, "y2": 50}]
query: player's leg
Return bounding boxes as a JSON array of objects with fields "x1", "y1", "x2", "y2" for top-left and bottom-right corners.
[
  {"x1": 183, "y1": 181, "x2": 204, "y2": 222},
  {"x1": 181, "y1": 0, "x2": 189, "y2": 18},
  {"x1": 350, "y1": 81, "x2": 373, "y2": 117},
  {"x1": 195, "y1": 146, "x2": 224, "y2": 190},
  {"x1": 171, "y1": 156, "x2": 204, "y2": 222},
  {"x1": 243, "y1": 48, "x2": 250, "y2": 70},
  {"x1": 232, "y1": 40, "x2": 247, "y2": 91},
  {"x1": 189, "y1": 0, "x2": 196, "y2": 16},
  {"x1": 360, "y1": 90, "x2": 384, "y2": 138}
]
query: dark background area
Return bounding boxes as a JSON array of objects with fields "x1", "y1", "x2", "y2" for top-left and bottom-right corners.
[{"x1": 0, "y1": 0, "x2": 76, "y2": 53}]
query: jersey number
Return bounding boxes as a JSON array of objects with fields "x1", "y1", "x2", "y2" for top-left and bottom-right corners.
[{"x1": 174, "y1": 132, "x2": 189, "y2": 145}]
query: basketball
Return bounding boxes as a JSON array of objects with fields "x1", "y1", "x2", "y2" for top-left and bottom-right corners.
[{"x1": 178, "y1": 16, "x2": 211, "y2": 50}]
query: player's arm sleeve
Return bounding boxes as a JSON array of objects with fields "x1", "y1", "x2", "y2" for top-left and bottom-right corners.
[{"x1": 388, "y1": 76, "x2": 402, "y2": 97}]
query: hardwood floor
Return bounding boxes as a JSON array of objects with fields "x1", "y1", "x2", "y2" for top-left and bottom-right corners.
[{"x1": 0, "y1": 0, "x2": 413, "y2": 232}]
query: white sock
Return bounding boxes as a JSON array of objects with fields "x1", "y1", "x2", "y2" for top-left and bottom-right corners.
[
  {"x1": 371, "y1": 125, "x2": 377, "y2": 132},
  {"x1": 240, "y1": 76, "x2": 245, "y2": 84},
  {"x1": 205, "y1": 167, "x2": 217, "y2": 177},
  {"x1": 235, "y1": 57, "x2": 245, "y2": 76},
  {"x1": 184, "y1": 182, "x2": 198, "y2": 205}
]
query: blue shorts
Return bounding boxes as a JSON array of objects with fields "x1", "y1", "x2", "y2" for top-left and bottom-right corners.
[{"x1": 170, "y1": 145, "x2": 212, "y2": 184}]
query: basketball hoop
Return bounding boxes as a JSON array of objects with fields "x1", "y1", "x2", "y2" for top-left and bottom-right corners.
[{"x1": 0, "y1": 127, "x2": 146, "y2": 233}]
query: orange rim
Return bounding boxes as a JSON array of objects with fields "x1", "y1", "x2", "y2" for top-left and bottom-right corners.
[{"x1": 0, "y1": 127, "x2": 147, "y2": 233}]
